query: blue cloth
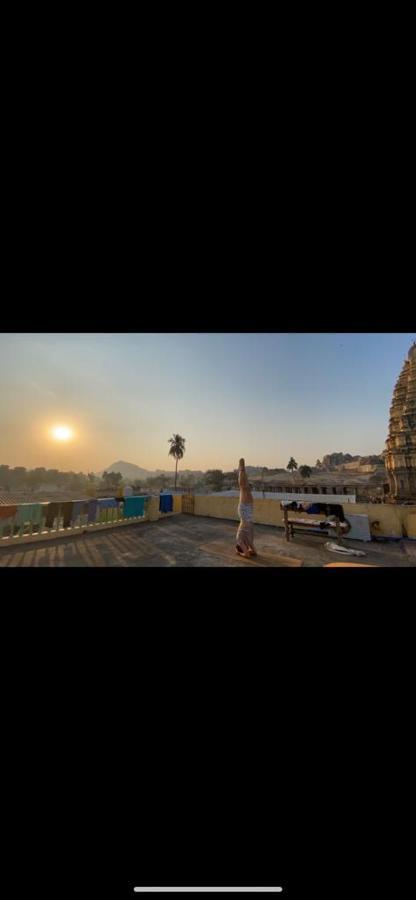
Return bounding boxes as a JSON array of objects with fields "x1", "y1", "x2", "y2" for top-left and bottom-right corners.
[
  {"x1": 71, "y1": 500, "x2": 88, "y2": 524},
  {"x1": 159, "y1": 494, "x2": 173, "y2": 513},
  {"x1": 87, "y1": 499, "x2": 98, "y2": 523},
  {"x1": 123, "y1": 496, "x2": 146, "y2": 518},
  {"x1": 305, "y1": 503, "x2": 322, "y2": 515},
  {"x1": 97, "y1": 498, "x2": 118, "y2": 510}
]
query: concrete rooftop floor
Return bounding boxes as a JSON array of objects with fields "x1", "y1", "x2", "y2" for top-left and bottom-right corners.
[{"x1": 0, "y1": 515, "x2": 415, "y2": 567}]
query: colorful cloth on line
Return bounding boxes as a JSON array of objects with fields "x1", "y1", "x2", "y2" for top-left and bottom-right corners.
[
  {"x1": 159, "y1": 494, "x2": 173, "y2": 513},
  {"x1": 97, "y1": 497, "x2": 119, "y2": 522},
  {"x1": 43, "y1": 502, "x2": 61, "y2": 528},
  {"x1": 61, "y1": 501, "x2": 73, "y2": 527},
  {"x1": 87, "y1": 499, "x2": 98, "y2": 523},
  {"x1": 97, "y1": 498, "x2": 118, "y2": 510},
  {"x1": 0, "y1": 505, "x2": 17, "y2": 520},
  {"x1": 42, "y1": 501, "x2": 73, "y2": 529},
  {"x1": 124, "y1": 496, "x2": 146, "y2": 518},
  {"x1": 0, "y1": 504, "x2": 17, "y2": 533},
  {"x1": 71, "y1": 500, "x2": 89, "y2": 523},
  {"x1": 15, "y1": 503, "x2": 45, "y2": 526}
]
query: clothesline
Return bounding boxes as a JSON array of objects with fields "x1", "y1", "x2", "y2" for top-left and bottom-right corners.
[{"x1": 0, "y1": 493, "x2": 173, "y2": 537}]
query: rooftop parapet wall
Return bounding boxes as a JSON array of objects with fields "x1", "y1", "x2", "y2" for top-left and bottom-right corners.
[
  {"x1": 193, "y1": 494, "x2": 416, "y2": 539},
  {"x1": 0, "y1": 494, "x2": 183, "y2": 546}
]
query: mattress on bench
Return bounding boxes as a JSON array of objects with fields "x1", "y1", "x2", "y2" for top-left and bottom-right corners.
[{"x1": 287, "y1": 516, "x2": 348, "y2": 530}]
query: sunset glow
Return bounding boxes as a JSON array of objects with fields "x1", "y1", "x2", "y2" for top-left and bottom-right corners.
[{"x1": 51, "y1": 425, "x2": 73, "y2": 442}]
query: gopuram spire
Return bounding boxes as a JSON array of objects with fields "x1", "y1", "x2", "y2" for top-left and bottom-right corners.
[{"x1": 385, "y1": 341, "x2": 416, "y2": 502}]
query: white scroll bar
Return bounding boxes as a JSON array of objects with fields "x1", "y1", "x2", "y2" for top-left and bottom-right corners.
[{"x1": 133, "y1": 890, "x2": 283, "y2": 893}]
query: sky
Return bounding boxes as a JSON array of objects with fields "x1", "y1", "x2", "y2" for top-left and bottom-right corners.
[{"x1": 0, "y1": 333, "x2": 414, "y2": 473}]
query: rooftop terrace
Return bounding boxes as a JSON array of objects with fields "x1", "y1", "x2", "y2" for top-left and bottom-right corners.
[{"x1": 0, "y1": 514, "x2": 414, "y2": 568}]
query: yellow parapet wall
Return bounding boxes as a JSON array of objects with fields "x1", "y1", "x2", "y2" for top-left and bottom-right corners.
[
  {"x1": 404, "y1": 512, "x2": 416, "y2": 539},
  {"x1": 192, "y1": 495, "x2": 416, "y2": 539},
  {"x1": 173, "y1": 494, "x2": 182, "y2": 514}
]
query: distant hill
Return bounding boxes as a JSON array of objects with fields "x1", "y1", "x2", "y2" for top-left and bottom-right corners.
[
  {"x1": 319, "y1": 452, "x2": 384, "y2": 471},
  {"x1": 98, "y1": 461, "x2": 153, "y2": 480},
  {"x1": 98, "y1": 461, "x2": 205, "y2": 481}
]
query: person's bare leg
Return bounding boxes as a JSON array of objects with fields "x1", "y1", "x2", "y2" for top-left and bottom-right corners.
[{"x1": 238, "y1": 458, "x2": 253, "y2": 505}]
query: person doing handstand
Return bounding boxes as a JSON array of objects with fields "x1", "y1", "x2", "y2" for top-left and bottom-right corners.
[{"x1": 236, "y1": 458, "x2": 257, "y2": 558}]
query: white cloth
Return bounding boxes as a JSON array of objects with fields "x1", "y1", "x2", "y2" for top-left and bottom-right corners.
[
  {"x1": 325, "y1": 542, "x2": 366, "y2": 557},
  {"x1": 238, "y1": 502, "x2": 253, "y2": 522}
]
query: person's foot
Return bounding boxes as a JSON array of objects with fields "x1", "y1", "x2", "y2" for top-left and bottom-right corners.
[{"x1": 248, "y1": 548, "x2": 257, "y2": 556}]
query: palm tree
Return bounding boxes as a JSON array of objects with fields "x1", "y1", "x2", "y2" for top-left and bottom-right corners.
[
  {"x1": 168, "y1": 434, "x2": 186, "y2": 489},
  {"x1": 287, "y1": 457, "x2": 298, "y2": 491},
  {"x1": 299, "y1": 465, "x2": 312, "y2": 479}
]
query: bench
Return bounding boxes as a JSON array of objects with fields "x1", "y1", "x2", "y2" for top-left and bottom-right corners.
[{"x1": 281, "y1": 502, "x2": 349, "y2": 543}]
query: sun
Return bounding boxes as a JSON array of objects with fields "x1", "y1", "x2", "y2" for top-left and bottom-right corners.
[{"x1": 51, "y1": 425, "x2": 73, "y2": 442}]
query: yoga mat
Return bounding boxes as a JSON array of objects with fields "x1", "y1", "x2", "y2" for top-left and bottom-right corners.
[
  {"x1": 323, "y1": 562, "x2": 378, "y2": 568},
  {"x1": 198, "y1": 540, "x2": 303, "y2": 567}
]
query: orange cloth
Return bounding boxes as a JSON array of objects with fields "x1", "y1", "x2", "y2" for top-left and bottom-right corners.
[{"x1": 0, "y1": 505, "x2": 17, "y2": 520}]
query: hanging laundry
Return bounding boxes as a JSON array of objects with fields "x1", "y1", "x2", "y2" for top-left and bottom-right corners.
[
  {"x1": 0, "y1": 505, "x2": 17, "y2": 536},
  {"x1": 0, "y1": 505, "x2": 17, "y2": 520},
  {"x1": 44, "y1": 502, "x2": 61, "y2": 529},
  {"x1": 71, "y1": 500, "x2": 89, "y2": 525},
  {"x1": 15, "y1": 503, "x2": 45, "y2": 527},
  {"x1": 159, "y1": 494, "x2": 173, "y2": 513},
  {"x1": 123, "y1": 496, "x2": 146, "y2": 518},
  {"x1": 97, "y1": 497, "x2": 118, "y2": 522},
  {"x1": 87, "y1": 499, "x2": 98, "y2": 524},
  {"x1": 60, "y1": 502, "x2": 74, "y2": 528},
  {"x1": 97, "y1": 498, "x2": 118, "y2": 510}
]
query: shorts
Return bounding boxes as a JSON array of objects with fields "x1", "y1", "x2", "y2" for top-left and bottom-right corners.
[{"x1": 238, "y1": 502, "x2": 253, "y2": 522}]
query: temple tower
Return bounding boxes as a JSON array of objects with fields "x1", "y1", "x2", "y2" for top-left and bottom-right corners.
[{"x1": 385, "y1": 341, "x2": 416, "y2": 502}]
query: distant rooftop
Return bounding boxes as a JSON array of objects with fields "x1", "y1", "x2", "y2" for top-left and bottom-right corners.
[
  {"x1": 251, "y1": 472, "x2": 386, "y2": 485},
  {"x1": 0, "y1": 491, "x2": 89, "y2": 505}
]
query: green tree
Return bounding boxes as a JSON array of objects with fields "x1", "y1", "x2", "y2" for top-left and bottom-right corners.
[
  {"x1": 180, "y1": 473, "x2": 196, "y2": 490},
  {"x1": 299, "y1": 465, "x2": 312, "y2": 479},
  {"x1": 205, "y1": 469, "x2": 225, "y2": 492},
  {"x1": 46, "y1": 469, "x2": 60, "y2": 484},
  {"x1": 102, "y1": 471, "x2": 123, "y2": 492},
  {"x1": 168, "y1": 434, "x2": 186, "y2": 489},
  {"x1": 0, "y1": 465, "x2": 11, "y2": 488},
  {"x1": 87, "y1": 472, "x2": 96, "y2": 483},
  {"x1": 11, "y1": 467, "x2": 27, "y2": 488},
  {"x1": 146, "y1": 473, "x2": 168, "y2": 492},
  {"x1": 287, "y1": 457, "x2": 298, "y2": 474},
  {"x1": 68, "y1": 472, "x2": 88, "y2": 492},
  {"x1": 25, "y1": 469, "x2": 44, "y2": 490}
]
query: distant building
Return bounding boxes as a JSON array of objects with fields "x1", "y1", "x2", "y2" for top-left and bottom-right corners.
[{"x1": 250, "y1": 470, "x2": 387, "y2": 503}]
